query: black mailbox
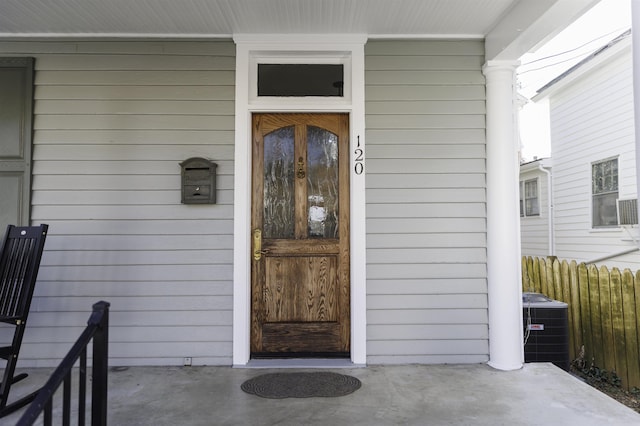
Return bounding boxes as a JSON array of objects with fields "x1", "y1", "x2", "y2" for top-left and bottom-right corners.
[{"x1": 180, "y1": 157, "x2": 217, "y2": 204}]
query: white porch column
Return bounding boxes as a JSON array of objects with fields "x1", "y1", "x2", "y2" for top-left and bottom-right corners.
[{"x1": 482, "y1": 60, "x2": 524, "y2": 371}]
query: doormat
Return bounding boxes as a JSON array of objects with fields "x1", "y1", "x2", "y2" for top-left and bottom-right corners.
[{"x1": 240, "y1": 372, "x2": 361, "y2": 399}]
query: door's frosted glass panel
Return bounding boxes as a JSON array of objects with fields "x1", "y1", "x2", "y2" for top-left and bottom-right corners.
[
  {"x1": 264, "y1": 126, "x2": 295, "y2": 238},
  {"x1": 307, "y1": 126, "x2": 339, "y2": 238}
]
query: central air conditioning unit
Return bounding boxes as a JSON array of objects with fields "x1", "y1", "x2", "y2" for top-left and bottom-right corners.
[
  {"x1": 522, "y1": 292, "x2": 570, "y2": 371},
  {"x1": 617, "y1": 198, "x2": 638, "y2": 225}
]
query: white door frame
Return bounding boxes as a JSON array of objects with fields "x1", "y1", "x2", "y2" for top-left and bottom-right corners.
[{"x1": 232, "y1": 34, "x2": 367, "y2": 365}]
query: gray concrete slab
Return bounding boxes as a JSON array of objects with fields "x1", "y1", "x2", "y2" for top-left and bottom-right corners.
[{"x1": 4, "y1": 363, "x2": 640, "y2": 425}]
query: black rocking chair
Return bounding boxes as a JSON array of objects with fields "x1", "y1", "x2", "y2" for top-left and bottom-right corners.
[{"x1": 0, "y1": 224, "x2": 48, "y2": 418}]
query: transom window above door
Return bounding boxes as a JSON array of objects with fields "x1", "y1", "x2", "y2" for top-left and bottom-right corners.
[
  {"x1": 248, "y1": 52, "x2": 352, "y2": 105},
  {"x1": 258, "y1": 64, "x2": 344, "y2": 97}
]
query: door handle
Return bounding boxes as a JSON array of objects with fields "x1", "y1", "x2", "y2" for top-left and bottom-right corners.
[{"x1": 253, "y1": 229, "x2": 267, "y2": 261}]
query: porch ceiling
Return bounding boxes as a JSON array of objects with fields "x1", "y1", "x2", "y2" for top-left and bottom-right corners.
[{"x1": 0, "y1": 0, "x2": 600, "y2": 60}]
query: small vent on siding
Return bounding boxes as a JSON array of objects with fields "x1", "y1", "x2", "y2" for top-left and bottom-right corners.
[{"x1": 617, "y1": 199, "x2": 638, "y2": 225}]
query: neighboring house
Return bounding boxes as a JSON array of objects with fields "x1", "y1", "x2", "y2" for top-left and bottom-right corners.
[
  {"x1": 526, "y1": 29, "x2": 639, "y2": 271},
  {"x1": 519, "y1": 158, "x2": 553, "y2": 258},
  {"x1": 0, "y1": 0, "x2": 601, "y2": 370}
]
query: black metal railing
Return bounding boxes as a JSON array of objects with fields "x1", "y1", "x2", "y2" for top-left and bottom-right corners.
[{"x1": 16, "y1": 301, "x2": 110, "y2": 426}]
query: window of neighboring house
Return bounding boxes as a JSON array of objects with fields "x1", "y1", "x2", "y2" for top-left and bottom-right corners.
[
  {"x1": 519, "y1": 178, "x2": 540, "y2": 217},
  {"x1": 592, "y1": 158, "x2": 619, "y2": 228},
  {"x1": 0, "y1": 58, "x2": 34, "y2": 229}
]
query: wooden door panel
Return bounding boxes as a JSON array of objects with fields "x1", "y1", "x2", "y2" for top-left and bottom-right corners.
[
  {"x1": 262, "y1": 323, "x2": 342, "y2": 353},
  {"x1": 251, "y1": 113, "x2": 350, "y2": 357},
  {"x1": 263, "y1": 239, "x2": 340, "y2": 254},
  {"x1": 264, "y1": 256, "x2": 338, "y2": 322}
]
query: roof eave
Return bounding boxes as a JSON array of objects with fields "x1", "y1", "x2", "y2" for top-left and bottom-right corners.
[
  {"x1": 485, "y1": 0, "x2": 599, "y2": 62},
  {"x1": 532, "y1": 30, "x2": 632, "y2": 102}
]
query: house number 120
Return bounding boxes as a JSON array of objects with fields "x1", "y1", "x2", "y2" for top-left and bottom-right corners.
[{"x1": 354, "y1": 135, "x2": 364, "y2": 175}]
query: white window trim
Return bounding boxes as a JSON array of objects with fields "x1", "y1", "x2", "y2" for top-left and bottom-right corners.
[{"x1": 232, "y1": 34, "x2": 367, "y2": 366}]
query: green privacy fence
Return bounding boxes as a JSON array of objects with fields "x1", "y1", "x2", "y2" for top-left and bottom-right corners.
[{"x1": 521, "y1": 256, "x2": 640, "y2": 390}]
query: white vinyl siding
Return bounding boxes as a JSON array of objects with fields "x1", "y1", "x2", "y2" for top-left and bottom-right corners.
[
  {"x1": 0, "y1": 40, "x2": 235, "y2": 366},
  {"x1": 549, "y1": 44, "x2": 637, "y2": 270},
  {"x1": 365, "y1": 40, "x2": 488, "y2": 364}
]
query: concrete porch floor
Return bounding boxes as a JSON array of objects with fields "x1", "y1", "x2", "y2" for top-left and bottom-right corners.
[{"x1": 5, "y1": 363, "x2": 640, "y2": 425}]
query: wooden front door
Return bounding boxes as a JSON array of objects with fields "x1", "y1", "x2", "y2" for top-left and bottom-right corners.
[{"x1": 251, "y1": 113, "x2": 350, "y2": 357}]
